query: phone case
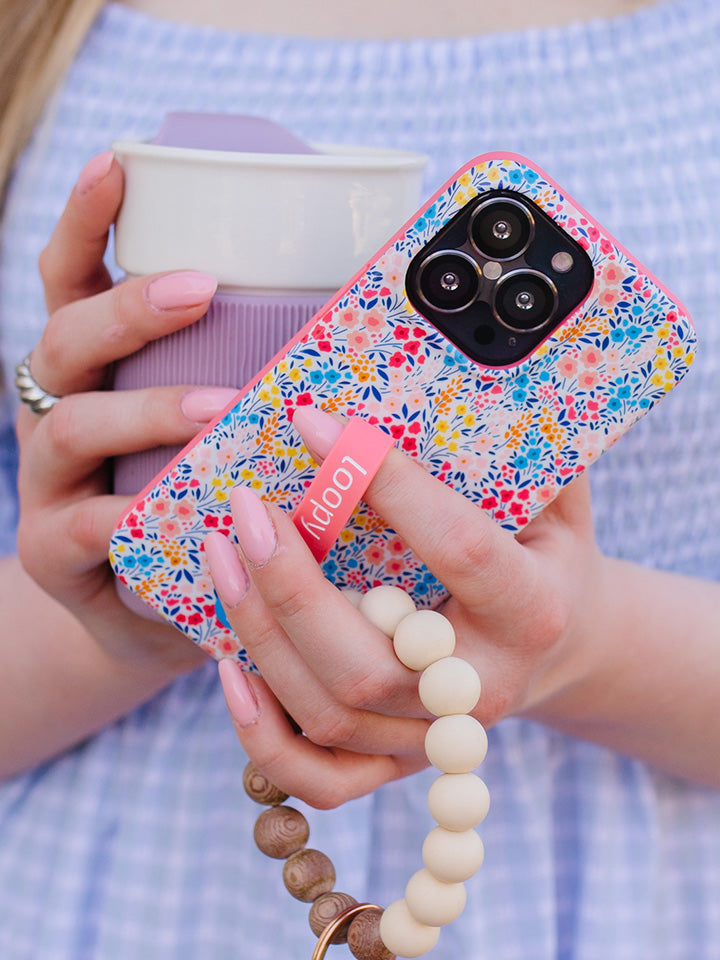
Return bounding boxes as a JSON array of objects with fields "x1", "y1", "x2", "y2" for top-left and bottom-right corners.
[{"x1": 109, "y1": 153, "x2": 696, "y2": 661}]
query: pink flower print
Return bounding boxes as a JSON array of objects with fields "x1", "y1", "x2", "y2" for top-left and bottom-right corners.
[
  {"x1": 577, "y1": 369, "x2": 600, "y2": 391},
  {"x1": 347, "y1": 330, "x2": 370, "y2": 353},
  {"x1": 363, "y1": 310, "x2": 386, "y2": 332},
  {"x1": 601, "y1": 262, "x2": 627, "y2": 286},
  {"x1": 605, "y1": 349, "x2": 623, "y2": 377},
  {"x1": 388, "y1": 351, "x2": 405, "y2": 368},
  {"x1": 580, "y1": 346, "x2": 602, "y2": 367},
  {"x1": 338, "y1": 309, "x2": 358, "y2": 329},
  {"x1": 557, "y1": 356, "x2": 578, "y2": 379},
  {"x1": 175, "y1": 500, "x2": 197, "y2": 522},
  {"x1": 394, "y1": 326, "x2": 410, "y2": 340},
  {"x1": 365, "y1": 544, "x2": 385, "y2": 565},
  {"x1": 159, "y1": 518, "x2": 182, "y2": 538},
  {"x1": 599, "y1": 287, "x2": 617, "y2": 308},
  {"x1": 150, "y1": 498, "x2": 171, "y2": 517},
  {"x1": 404, "y1": 392, "x2": 427, "y2": 412},
  {"x1": 194, "y1": 457, "x2": 213, "y2": 480},
  {"x1": 386, "y1": 557, "x2": 406, "y2": 575},
  {"x1": 600, "y1": 238, "x2": 613, "y2": 255},
  {"x1": 587, "y1": 226, "x2": 600, "y2": 243},
  {"x1": 218, "y1": 441, "x2": 237, "y2": 465},
  {"x1": 537, "y1": 484, "x2": 557, "y2": 504},
  {"x1": 379, "y1": 252, "x2": 405, "y2": 287},
  {"x1": 405, "y1": 340, "x2": 420, "y2": 356},
  {"x1": 387, "y1": 536, "x2": 405, "y2": 555},
  {"x1": 401, "y1": 436, "x2": 417, "y2": 453}
]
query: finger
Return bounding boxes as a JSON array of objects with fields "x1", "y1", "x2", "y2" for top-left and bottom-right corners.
[
  {"x1": 38, "y1": 152, "x2": 124, "y2": 315},
  {"x1": 292, "y1": 406, "x2": 534, "y2": 616},
  {"x1": 219, "y1": 662, "x2": 426, "y2": 808},
  {"x1": 21, "y1": 385, "x2": 238, "y2": 501},
  {"x1": 227, "y1": 486, "x2": 421, "y2": 717},
  {"x1": 18, "y1": 493, "x2": 132, "y2": 589},
  {"x1": 205, "y1": 531, "x2": 428, "y2": 755},
  {"x1": 30, "y1": 269, "x2": 218, "y2": 397}
]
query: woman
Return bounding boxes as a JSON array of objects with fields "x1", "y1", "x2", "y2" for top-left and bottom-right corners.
[{"x1": 1, "y1": 1, "x2": 719, "y2": 957}]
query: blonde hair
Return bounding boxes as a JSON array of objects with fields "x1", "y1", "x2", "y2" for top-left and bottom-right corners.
[{"x1": 0, "y1": 0, "x2": 104, "y2": 203}]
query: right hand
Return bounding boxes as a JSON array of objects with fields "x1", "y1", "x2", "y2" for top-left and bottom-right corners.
[{"x1": 15, "y1": 151, "x2": 235, "y2": 675}]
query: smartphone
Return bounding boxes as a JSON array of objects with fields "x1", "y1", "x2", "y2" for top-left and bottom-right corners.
[{"x1": 109, "y1": 153, "x2": 695, "y2": 661}]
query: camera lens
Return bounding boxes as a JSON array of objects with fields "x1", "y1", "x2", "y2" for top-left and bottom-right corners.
[
  {"x1": 470, "y1": 197, "x2": 533, "y2": 260},
  {"x1": 494, "y1": 271, "x2": 558, "y2": 332},
  {"x1": 416, "y1": 251, "x2": 480, "y2": 312}
]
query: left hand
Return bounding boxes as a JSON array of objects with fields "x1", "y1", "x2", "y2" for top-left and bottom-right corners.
[{"x1": 207, "y1": 406, "x2": 605, "y2": 808}]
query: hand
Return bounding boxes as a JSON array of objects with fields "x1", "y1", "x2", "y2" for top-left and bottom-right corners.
[
  {"x1": 207, "y1": 406, "x2": 605, "y2": 807},
  {"x1": 15, "y1": 151, "x2": 238, "y2": 675}
]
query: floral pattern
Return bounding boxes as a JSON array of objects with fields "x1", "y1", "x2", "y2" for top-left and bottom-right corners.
[{"x1": 109, "y1": 154, "x2": 696, "y2": 661}]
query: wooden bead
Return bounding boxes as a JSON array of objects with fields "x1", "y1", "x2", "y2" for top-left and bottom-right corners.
[
  {"x1": 242, "y1": 761, "x2": 289, "y2": 806},
  {"x1": 283, "y1": 848, "x2": 336, "y2": 902},
  {"x1": 427, "y1": 773, "x2": 490, "y2": 831},
  {"x1": 347, "y1": 908, "x2": 396, "y2": 960},
  {"x1": 418, "y1": 657, "x2": 481, "y2": 716},
  {"x1": 359, "y1": 586, "x2": 417, "y2": 637},
  {"x1": 424, "y1": 714, "x2": 488, "y2": 773},
  {"x1": 404, "y1": 869, "x2": 466, "y2": 927},
  {"x1": 392, "y1": 611, "x2": 455, "y2": 671},
  {"x1": 422, "y1": 826, "x2": 485, "y2": 883},
  {"x1": 253, "y1": 805, "x2": 309, "y2": 859},
  {"x1": 308, "y1": 891, "x2": 358, "y2": 941},
  {"x1": 379, "y1": 899, "x2": 440, "y2": 958}
]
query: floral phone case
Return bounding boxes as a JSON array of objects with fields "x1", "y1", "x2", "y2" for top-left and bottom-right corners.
[{"x1": 109, "y1": 153, "x2": 695, "y2": 661}]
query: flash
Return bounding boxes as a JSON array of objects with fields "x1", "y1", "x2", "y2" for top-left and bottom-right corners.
[
  {"x1": 483, "y1": 261, "x2": 502, "y2": 280},
  {"x1": 551, "y1": 251, "x2": 574, "y2": 273}
]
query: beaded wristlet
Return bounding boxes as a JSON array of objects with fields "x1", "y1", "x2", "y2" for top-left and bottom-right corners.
[{"x1": 242, "y1": 585, "x2": 490, "y2": 959}]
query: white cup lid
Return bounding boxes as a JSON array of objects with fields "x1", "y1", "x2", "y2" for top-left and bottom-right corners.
[{"x1": 113, "y1": 115, "x2": 426, "y2": 290}]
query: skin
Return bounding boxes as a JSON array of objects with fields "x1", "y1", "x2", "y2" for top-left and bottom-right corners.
[{"x1": 6, "y1": 0, "x2": 718, "y2": 803}]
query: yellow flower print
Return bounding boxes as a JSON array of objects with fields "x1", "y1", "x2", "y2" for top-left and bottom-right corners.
[
  {"x1": 340, "y1": 529, "x2": 354, "y2": 543},
  {"x1": 289, "y1": 368, "x2": 301, "y2": 382}
]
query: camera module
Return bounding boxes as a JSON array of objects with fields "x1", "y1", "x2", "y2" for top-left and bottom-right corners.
[
  {"x1": 470, "y1": 197, "x2": 533, "y2": 260},
  {"x1": 494, "y1": 271, "x2": 558, "y2": 332},
  {"x1": 416, "y1": 251, "x2": 480, "y2": 312}
]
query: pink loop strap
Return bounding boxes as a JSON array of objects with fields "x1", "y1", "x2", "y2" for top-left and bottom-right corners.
[{"x1": 292, "y1": 417, "x2": 396, "y2": 561}]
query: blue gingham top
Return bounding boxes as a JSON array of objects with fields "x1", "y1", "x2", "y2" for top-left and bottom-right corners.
[{"x1": 1, "y1": 1, "x2": 719, "y2": 957}]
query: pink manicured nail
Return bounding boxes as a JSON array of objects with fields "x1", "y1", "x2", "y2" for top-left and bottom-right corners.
[
  {"x1": 181, "y1": 387, "x2": 239, "y2": 423},
  {"x1": 204, "y1": 531, "x2": 249, "y2": 608},
  {"x1": 292, "y1": 405, "x2": 345, "y2": 460},
  {"x1": 218, "y1": 659, "x2": 259, "y2": 727},
  {"x1": 144, "y1": 271, "x2": 218, "y2": 310},
  {"x1": 230, "y1": 487, "x2": 277, "y2": 566},
  {"x1": 76, "y1": 151, "x2": 114, "y2": 194}
]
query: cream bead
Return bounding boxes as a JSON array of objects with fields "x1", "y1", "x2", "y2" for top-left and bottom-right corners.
[
  {"x1": 379, "y1": 899, "x2": 440, "y2": 958},
  {"x1": 404, "y1": 869, "x2": 466, "y2": 927},
  {"x1": 425, "y1": 714, "x2": 488, "y2": 773},
  {"x1": 427, "y1": 773, "x2": 491, "y2": 831},
  {"x1": 359, "y1": 585, "x2": 417, "y2": 637},
  {"x1": 422, "y1": 826, "x2": 485, "y2": 883},
  {"x1": 392, "y1": 610, "x2": 456, "y2": 671},
  {"x1": 418, "y1": 657, "x2": 481, "y2": 716}
]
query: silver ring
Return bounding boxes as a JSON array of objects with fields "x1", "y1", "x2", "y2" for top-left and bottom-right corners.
[{"x1": 14, "y1": 353, "x2": 61, "y2": 415}]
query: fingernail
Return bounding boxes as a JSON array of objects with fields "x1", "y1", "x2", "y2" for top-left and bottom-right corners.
[
  {"x1": 204, "y1": 531, "x2": 249, "y2": 607},
  {"x1": 218, "y1": 659, "x2": 259, "y2": 727},
  {"x1": 182, "y1": 387, "x2": 239, "y2": 423},
  {"x1": 230, "y1": 487, "x2": 277, "y2": 566},
  {"x1": 144, "y1": 271, "x2": 218, "y2": 311},
  {"x1": 292, "y1": 405, "x2": 344, "y2": 460},
  {"x1": 76, "y1": 151, "x2": 114, "y2": 194}
]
